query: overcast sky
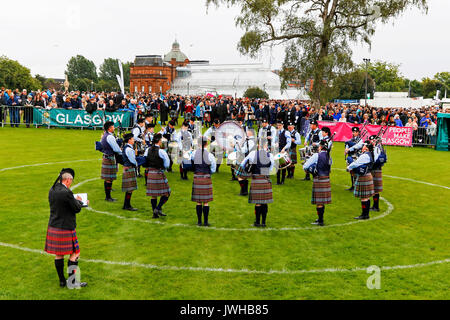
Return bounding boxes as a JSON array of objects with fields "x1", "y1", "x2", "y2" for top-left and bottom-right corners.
[{"x1": 2, "y1": 0, "x2": 448, "y2": 80}]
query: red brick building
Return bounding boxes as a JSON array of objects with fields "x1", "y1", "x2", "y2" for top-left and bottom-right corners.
[{"x1": 129, "y1": 41, "x2": 189, "y2": 94}]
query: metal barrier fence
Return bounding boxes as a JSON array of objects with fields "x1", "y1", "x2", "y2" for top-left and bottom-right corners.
[{"x1": 412, "y1": 127, "x2": 437, "y2": 147}]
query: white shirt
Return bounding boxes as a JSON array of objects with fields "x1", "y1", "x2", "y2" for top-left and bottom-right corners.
[
  {"x1": 241, "y1": 150, "x2": 274, "y2": 175},
  {"x1": 191, "y1": 149, "x2": 217, "y2": 173}
]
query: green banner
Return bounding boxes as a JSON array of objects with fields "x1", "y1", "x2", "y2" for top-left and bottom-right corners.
[{"x1": 33, "y1": 108, "x2": 133, "y2": 128}]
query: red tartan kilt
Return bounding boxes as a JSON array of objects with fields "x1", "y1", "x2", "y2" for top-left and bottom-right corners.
[
  {"x1": 354, "y1": 173, "x2": 375, "y2": 199},
  {"x1": 249, "y1": 175, "x2": 273, "y2": 204},
  {"x1": 371, "y1": 169, "x2": 383, "y2": 193},
  {"x1": 44, "y1": 226, "x2": 80, "y2": 256},
  {"x1": 101, "y1": 154, "x2": 117, "y2": 181},
  {"x1": 191, "y1": 174, "x2": 213, "y2": 203},
  {"x1": 122, "y1": 167, "x2": 138, "y2": 192},
  {"x1": 311, "y1": 176, "x2": 332, "y2": 205},
  {"x1": 146, "y1": 169, "x2": 171, "y2": 197}
]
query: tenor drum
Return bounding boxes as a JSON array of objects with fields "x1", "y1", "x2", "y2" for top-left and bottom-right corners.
[
  {"x1": 227, "y1": 152, "x2": 238, "y2": 166},
  {"x1": 275, "y1": 152, "x2": 292, "y2": 170}
]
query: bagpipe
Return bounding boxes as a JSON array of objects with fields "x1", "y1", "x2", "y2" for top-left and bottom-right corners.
[{"x1": 373, "y1": 126, "x2": 388, "y2": 168}]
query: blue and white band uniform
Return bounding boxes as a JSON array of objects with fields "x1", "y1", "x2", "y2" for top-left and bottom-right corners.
[
  {"x1": 132, "y1": 126, "x2": 144, "y2": 143},
  {"x1": 236, "y1": 138, "x2": 256, "y2": 156},
  {"x1": 290, "y1": 130, "x2": 302, "y2": 146},
  {"x1": 257, "y1": 126, "x2": 277, "y2": 142},
  {"x1": 191, "y1": 150, "x2": 217, "y2": 174},
  {"x1": 176, "y1": 130, "x2": 194, "y2": 150},
  {"x1": 145, "y1": 132, "x2": 154, "y2": 147},
  {"x1": 348, "y1": 139, "x2": 364, "y2": 153},
  {"x1": 106, "y1": 133, "x2": 122, "y2": 154},
  {"x1": 275, "y1": 129, "x2": 292, "y2": 151},
  {"x1": 204, "y1": 127, "x2": 216, "y2": 141},
  {"x1": 347, "y1": 153, "x2": 371, "y2": 172},
  {"x1": 303, "y1": 152, "x2": 333, "y2": 173},
  {"x1": 306, "y1": 129, "x2": 323, "y2": 147},
  {"x1": 322, "y1": 136, "x2": 333, "y2": 150},
  {"x1": 241, "y1": 150, "x2": 275, "y2": 175},
  {"x1": 123, "y1": 144, "x2": 137, "y2": 167},
  {"x1": 144, "y1": 147, "x2": 171, "y2": 170}
]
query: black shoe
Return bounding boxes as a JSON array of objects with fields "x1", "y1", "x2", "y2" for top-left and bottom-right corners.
[
  {"x1": 261, "y1": 224, "x2": 266, "y2": 228},
  {"x1": 346, "y1": 187, "x2": 354, "y2": 191},
  {"x1": 123, "y1": 206, "x2": 138, "y2": 211},
  {"x1": 231, "y1": 177, "x2": 238, "y2": 181},
  {"x1": 157, "y1": 210, "x2": 167, "y2": 217},
  {"x1": 253, "y1": 222, "x2": 261, "y2": 227},
  {"x1": 354, "y1": 215, "x2": 369, "y2": 220},
  {"x1": 370, "y1": 207, "x2": 380, "y2": 212},
  {"x1": 281, "y1": 181, "x2": 285, "y2": 185},
  {"x1": 152, "y1": 214, "x2": 159, "y2": 219},
  {"x1": 311, "y1": 221, "x2": 324, "y2": 226},
  {"x1": 203, "y1": 223, "x2": 210, "y2": 227},
  {"x1": 303, "y1": 176, "x2": 310, "y2": 181},
  {"x1": 197, "y1": 222, "x2": 202, "y2": 226},
  {"x1": 72, "y1": 282, "x2": 88, "y2": 288},
  {"x1": 105, "y1": 198, "x2": 117, "y2": 202},
  {"x1": 60, "y1": 281, "x2": 67, "y2": 288}
]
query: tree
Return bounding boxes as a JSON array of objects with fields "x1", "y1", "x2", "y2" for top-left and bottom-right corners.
[
  {"x1": 434, "y1": 72, "x2": 449, "y2": 97},
  {"x1": 99, "y1": 58, "x2": 131, "y2": 90},
  {"x1": 331, "y1": 69, "x2": 375, "y2": 100},
  {"x1": 207, "y1": 0, "x2": 428, "y2": 105},
  {"x1": 244, "y1": 86, "x2": 270, "y2": 99},
  {"x1": 71, "y1": 78, "x2": 94, "y2": 92},
  {"x1": 408, "y1": 79, "x2": 423, "y2": 98},
  {"x1": 0, "y1": 56, "x2": 41, "y2": 90},
  {"x1": 97, "y1": 79, "x2": 120, "y2": 92},
  {"x1": 422, "y1": 77, "x2": 442, "y2": 99},
  {"x1": 365, "y1": 60, "x2": 405, "y2": 92},
  {"x1": 65, "y1": 55, "x2": 97, "y2": 82}
]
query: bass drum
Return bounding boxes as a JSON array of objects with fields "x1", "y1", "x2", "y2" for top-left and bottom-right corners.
[{"x1": 215, "y1": 121, "x2": 246, "y2": 153}]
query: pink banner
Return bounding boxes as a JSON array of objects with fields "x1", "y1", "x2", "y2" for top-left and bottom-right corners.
[{"x1": 317, "y1": 121, "x2": 413, "y2": 147}]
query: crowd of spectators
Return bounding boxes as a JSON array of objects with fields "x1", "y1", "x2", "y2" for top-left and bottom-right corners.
[{"x1": 1, "y1": 87, "x2": 447, "y2": 145}]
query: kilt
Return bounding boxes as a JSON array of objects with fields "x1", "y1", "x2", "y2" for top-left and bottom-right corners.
[
  {"x1": 101, "y1": 154, "x2": 117, "y2": 181},
  {"x1": 146, "y1": 169, "x2": 171, "y2": 197},
  {"x1": 191, "y1": 173, "x2": 214, "y2": 203},
  {"x1": 235, "y1": 165, "x2": 251, "y2": 179},
  {"x1": 371, "y1": 169, "x2": 383, "y2": 193},
  {"x1": 122, "y1": 167, "x2": 138, "y2": 192},
  {"x1": 289, "y1": 148, "x2": 298, "y2": 165},
  {"x1": 249, "y1": 175, "x2": 273, "y2": 204},
  {"x1": 44, "y1": 226, "x2": 80, "y2": 256},
  {"x1": 311, "y1": 176, "x2": 332, "y2": 205},
  {"x1": 354, "y1": 173, "x2": 375, "y2": 199}
]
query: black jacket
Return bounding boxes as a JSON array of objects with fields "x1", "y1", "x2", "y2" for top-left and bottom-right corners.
[{"x1": 48, "y1": 183, "x2": 83, "y2": 230}]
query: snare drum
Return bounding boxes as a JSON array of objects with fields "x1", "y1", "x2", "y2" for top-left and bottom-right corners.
[
  {"x1": 275, "y1": 152, "x2": 292, "y2": 170},
  {"x1": 227, "y1": 152, "x2": 238, "y2": 166}
]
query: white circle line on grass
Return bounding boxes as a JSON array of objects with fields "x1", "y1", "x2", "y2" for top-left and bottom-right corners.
[
  {"x1": 0, "y1": 241, "x2": 448, "y2": 275},
  {"x1": 332, "y1": 168, "x2": 450, "y2": 190},
  {"x1": 0, "y1": 159, "x2": 101, "y2": 173},
  {"x1": 74, "y1": 175, "x2": 394, "y2": 231}
]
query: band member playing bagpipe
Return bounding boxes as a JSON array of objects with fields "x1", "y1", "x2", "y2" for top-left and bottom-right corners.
[
  {"x1": 258, "y1": 119, "x2": 276, "y2": 151},
  {"x1": 287, "y1": 122, "x2": 302, "y2": 179},
  {"x1": 132, "y1": 118, "x2": 146, "y2": 177},
  {"x1": 45, "y1": 168, "x2": 87, "y2": 288},
  {"x1": 275, "y1": 120, "x2": 292, "y2": 185},
  {"x1": 191, "y1": 137, "x2": 217, "y2": 226},
  {"x1": 320, "y1": 126, "x2": 333, "y2": 150},
  {"x1": 121, "y1": 133, "x2": 138, "y2": 211},
  {"x1": 162, "y1": 120, "x2": 176, "y2": 172},
  {"x1": 204, "y1": 119, "x2": 223, "y2": 173},
  {"x1": 303, "y1": 119, "x2": 322, "y2": 181},
  {"x1": 368, "y1": 133, "x2": 388, "y2": 212},
  {"x1": 144, "y1": 113, "x2": 153, "y2": 127},
  {"x1": 187, "y1": 118, "x2": 197, "y2": 135},
  {"x1": 229, "y1": 119, "x2": 248, "y2": 182},
  {"x1": 144, "y1": 123, "x2": 155, "y2": 148},
  {"x1": 241, "y1": 142, "x2": 275, "y2": 228},
  {"x1": 177, "y1": 121, "x2": 194, "y2": 180},
  {"x1": 235, "y1": 127, "x2": 256, "y2": 196},
  {"x1": 347, "y1": 140, "x2": 375, "y2": 220},
  {"x1": 345, "y1": 127, "x2": 363, "y2": 191},
  {"x1": 101, "y1": 121, "x2": 122, "y2": 202},
  {"x1": 303, "y1": 140, "x2": 332, "y2": 226},
  {"x1": 144, "y1": 133, "x2": 171, "y2": 219}
]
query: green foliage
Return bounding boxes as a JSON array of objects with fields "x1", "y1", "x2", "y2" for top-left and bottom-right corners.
[
  {"x1": 331, "y1": 69, "x2": 375, "y2": 100},
  {"x1": 97, "y1": 79, "x2": 120, "y2": 92},
  {"x1": 422, "y1": 77, "x2": 442, "y2": 99},
  {"x1": 0, "y1": 127, "x2": 449, "y2": 299},
  {"x1": 207, "y1": 0, "x2": 428, "y2": 105},
  {"x1": 99, "y1": 58, "x2": 131, "y2": 89},
  {"x1": 364, "y1": 61, "x2": 406, "y2": 92},
  {"x1": 243, "y1": 86, "x2": 269, "y2": 99},
  {"x1": 71, "y1": 78, "x2": 94, "y2": 92},
  {"x1": 0, "y1": 56, "x2": 41, "y2": 91},
  {"x1": 65, "y1": 55, "x2": 98, "y2": 83}
]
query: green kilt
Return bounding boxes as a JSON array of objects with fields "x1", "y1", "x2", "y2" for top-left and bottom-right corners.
[
  {"x1": 122, "y1": 167, "x2": 138, "y2": 192},
  {"x1": 354, "y1": 173, "x2": 375, "y2": 199},
  {"x1": 249, "y1": 175, "x2": 273, "y2": 204},
  {"x1": 371, "y1": 169, "x2": 383, "y2": 193},
  {"x1": 311, "y1": 176, "x2": 331, "y2": 205},
  {"x1": 101, "y1": 154, "x2": 117, "y2": 181}
]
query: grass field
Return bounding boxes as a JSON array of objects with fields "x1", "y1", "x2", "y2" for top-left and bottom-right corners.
[{"x1": 0, "y1": 124, "x2": 449, "y2": 300}]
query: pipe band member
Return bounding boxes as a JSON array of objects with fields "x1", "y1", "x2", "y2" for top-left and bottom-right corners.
[
  {"x1": 144, "y1": 133, "x2": 171, "y2": 219},
  {"x1": 177, "y1": 121, "x2": 194, "y2": 181},
  {"x1": 368, "y1": 135, "x2": 387, "y2": 212},
  {"x1": 275, "y1": 120, "x2": 292, "y2": 185},
  {"x1": 191, "y1": 137, "x2": 217, "y2": 226},
  {"x1": 204, "y1": 119, "x2": 223, "y2": 173},
  {"x1": 236, "y1": 128, "x2": 256, "y2": 196},
  {"x1": 287, "y1": 122, "x2": 302, "y2": 179},
  {"x1": 303, "y1": 140, "x2": 332, "y2": 226},
  {"x1": 345, "y1": 126, "x2": 363, "y2": 191},
  {"x1": 257, "y1": 118, "x2": 276, "y2": 151},
  {"x1": 121, "y1": 133, "x2": 138, "y2": 211},
  {"x1": 347, "y1": 140, "x2": 375, "y2": 220},
  {"x1": 162, "y1": 120, "x2": 176, "y2": 172},
  {"x1": 241, "y1": 144, "x2": 275, "y2": 228},
  {"x1": 303, "y1": 119, "x2": 322, "y2": 181},
  {"x1": 45, "y1": 168, "x2": 87, "y2": 288},
  {"x1": 101, "y1": 121, "x2": 122, "y2": 202},
  {"x1": 132, "y1": 118, "x2": 146, "y2": 177},
  {"x1": 320, "y1": 126, "x2": 333, "y2": 150}
]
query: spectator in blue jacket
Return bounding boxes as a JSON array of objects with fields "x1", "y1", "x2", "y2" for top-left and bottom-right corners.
[{"x1": 7, "y1": 92, "x2": 21, "y2": 127}]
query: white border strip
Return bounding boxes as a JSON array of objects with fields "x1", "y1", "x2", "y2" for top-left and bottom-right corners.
[
  {"x1": 0, "y1": 241, "x2": 448, "y2": 275},
  {"x1": 0, "y1": 159, "x2": 101, "y2": 173}
]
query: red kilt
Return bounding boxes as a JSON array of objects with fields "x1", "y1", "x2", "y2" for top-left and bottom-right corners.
[
  {"x1": 191, "y1": 173, "x2": 213, "y2": 203},
  {"x1": 311, "y1": 176, "x2": 332, "y2": 205},
  {"x1": 371, "y1": 169, "x2": 383, "y2": 193},
  {"x1": 101, "y1": 154, "x2": 117, "y2": 181},
  {"x1": 146, "y1": 169, "x2": 171, "y2": 197},
  {"x1": 354, "y1": 173, "x2": 375, "y2": 199},
  {"x1": 122, "y1": 167, "x2": 138, "y2": 192},
  {"x1": 44, "y1": 226, "x2": 80, "y2": 256},
  {"x1": 249, "y1": 175, "x2": 273, "y2": 204}
]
